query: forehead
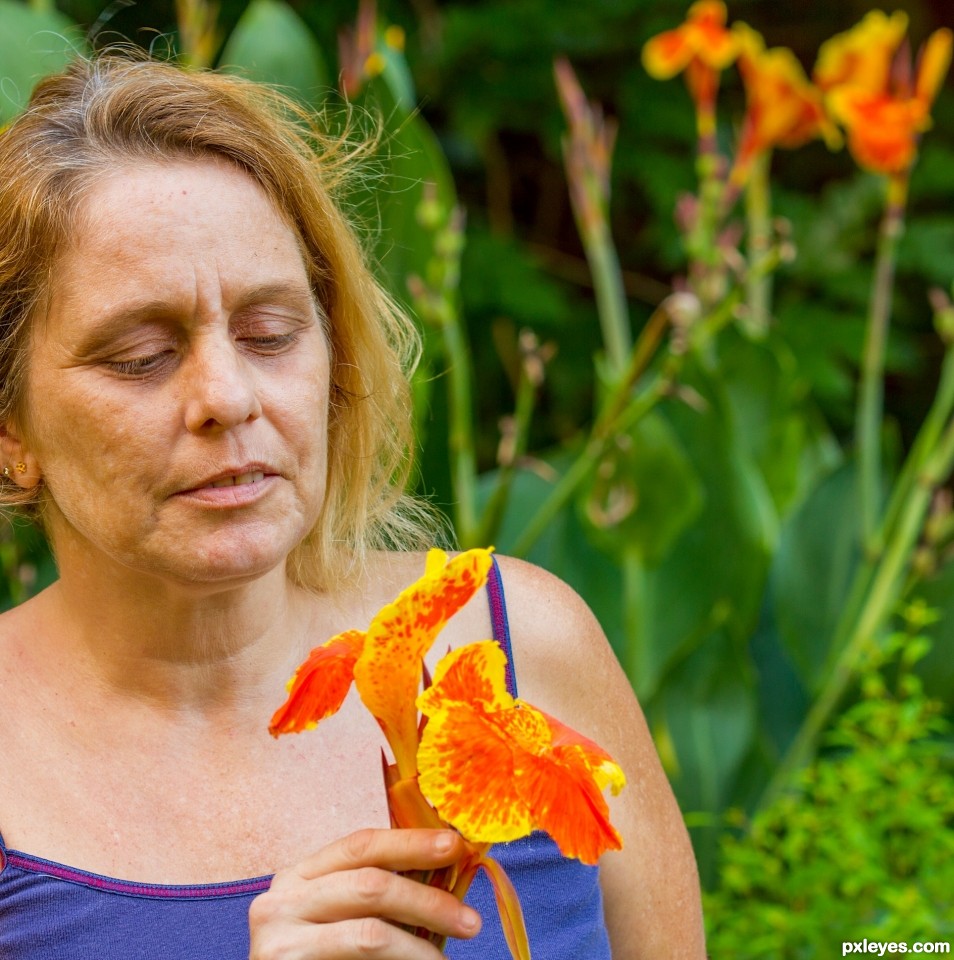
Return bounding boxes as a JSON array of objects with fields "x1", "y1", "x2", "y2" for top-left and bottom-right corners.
[{"x1": 48, "y1": 157, "x2": 311, "y2": 316}]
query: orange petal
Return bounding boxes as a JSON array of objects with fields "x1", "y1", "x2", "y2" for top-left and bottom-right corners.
[
  {"x1": 355, "y1": 548, "x2": 494, "y2": 775},
  {"x1": 480, "y1": 857, "x2": 532, "y2": 960},
  {"x1": 544, "y1": 708, "x2": 627, "y2": 796},
  {"x1": 513, "y1": 739, "x2": 623, "y2": 865},
  {"x1": 642, "y1": 29, "x2": 695, "y2": 79},
  {"x1": 828, "y1": 87, "x2": 926, "y2": 174},
  {"x1": 417, "y1": 700, "x2": 535, "y2": 841},
  {"x1": 268, "y1": 629, "x2": 365, "y2": 736}
]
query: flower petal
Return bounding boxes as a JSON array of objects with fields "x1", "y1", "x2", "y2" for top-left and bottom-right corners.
[
  {"x1": 513, "y1": 737, "x2": 624, "y2": 865},
  {"x1": 417, "y1": 641, "x2": 626, "y2": 862},
  {"x1": 418, "y1": 640, "x2": 511, "y2": 717},
  {"x1": 915, "y1": 28, "x2": 953, "y2": 107},
  {"x1": 814, "y1": 10, "x2": 908, "y2": 94},
  {"x1": 268, "y1": 629, "x2": 365, "y2": 736},
  {"x1": 355, "y1": 548, "x2": 494, "y2": 775},
  {"x1": 418, "y1": 700, "x2": 535, "y2": 841}
]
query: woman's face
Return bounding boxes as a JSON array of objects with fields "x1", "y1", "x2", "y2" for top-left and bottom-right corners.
[{"x1": 18, "y1": 157, "x2": 331, "y2": 588}]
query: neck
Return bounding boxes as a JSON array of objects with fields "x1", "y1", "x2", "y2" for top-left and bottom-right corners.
[{"x1": 33, "y1": 551, "x2": 318, "y2": 718}]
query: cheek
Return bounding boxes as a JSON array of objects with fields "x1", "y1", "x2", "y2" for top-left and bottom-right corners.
[{"x1": 28, "y1": 378, "x2": 161, "y2": 507}]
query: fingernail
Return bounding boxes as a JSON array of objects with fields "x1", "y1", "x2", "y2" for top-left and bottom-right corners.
[
  {"x1": 434, "y1": 832, "x2": 455, "y2": 854},
  {"x1": 460, "y1": 907, "x2": 480, "y2": 932}
]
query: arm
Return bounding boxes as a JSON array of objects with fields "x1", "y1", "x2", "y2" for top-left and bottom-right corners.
[{"x1": 496, "y1": 556, "x2": 707, "y2": 959}]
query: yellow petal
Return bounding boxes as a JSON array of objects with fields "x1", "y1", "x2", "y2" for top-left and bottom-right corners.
[
  {"x1": 354, "y1": 548, "x2": 494, "y2": 775},
  {"x1": 916, "y1": 28, "x2": 953, "y2": 107},
  {"x1": 418, "y1": 640, "x2": 511, "y2": 717}
]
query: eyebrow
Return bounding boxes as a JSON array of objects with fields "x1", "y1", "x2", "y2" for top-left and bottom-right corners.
[{"x1": 67, "y1": 281, "x2": 319, "y2": 357}]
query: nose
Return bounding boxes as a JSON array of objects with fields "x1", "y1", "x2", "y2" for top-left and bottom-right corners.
[{"x1": 181, "y1": 333, "x2": 263, "y2": 434}]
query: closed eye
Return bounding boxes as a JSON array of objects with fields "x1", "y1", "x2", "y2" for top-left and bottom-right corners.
[
  {"x1": 240, "y1": 332, "x2": 300, "y2": 354},
  {"x1": 105, "y1": 351, "x2": 176, "y2": 377}
]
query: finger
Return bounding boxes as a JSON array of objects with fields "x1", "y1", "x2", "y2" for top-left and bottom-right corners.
[
  {"x1": 290, "y1": 866, "x2": 481, "y2": 938},
  {"x1": 291, "y1": 829, "x2": 468, "y2": 882},
  {"x1": 250, "y1": 915, "x2": 449, "y2": 960}
]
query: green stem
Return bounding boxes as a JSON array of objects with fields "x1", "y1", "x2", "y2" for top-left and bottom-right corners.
[
  {"x1": 583, "y1": 219, "x2": 632, "y2": 377},
  {"x1": 878, "y1": 343, "x2": 954, "y2": 547},
  {"x1": 509, "y1": 286, "x2": 743, "y2": 559},
  {"x1": 760, "y1": 413, "x2": 954, "y2": 810},
  {"x1": 744, "y1": 151, "x2": 772, "y2": 338},
  {"x1": 510, "y1": 380, "x2": 666, "y2": 559},
  {"x1": 442, "y1": 309, "x2": 479, "y2": 546},
  {"x1": 476, "y1": 355, "x2": 537, "y2": 547},
  {"x1": 856, "y1": 186, "x2": 906, "y2": 557}
]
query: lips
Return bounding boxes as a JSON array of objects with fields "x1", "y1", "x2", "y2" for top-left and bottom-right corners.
[{"x1": 208, "y1": 471, "x2": 266, "y2": 488}]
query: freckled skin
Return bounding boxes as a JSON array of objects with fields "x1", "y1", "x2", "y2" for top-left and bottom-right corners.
[{"x1": 20, "y1": 159, "x2": 331, "y2": 589}]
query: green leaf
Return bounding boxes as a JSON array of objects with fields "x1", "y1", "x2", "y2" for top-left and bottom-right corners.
[
  {"x1": 351, "y1": 68, "x2": 456, "y2": 305},
  {"x1": 0, "y1": 0, "x2": 83, "y2": 123},
  {"x1": 770, "y1": 463, "x2": 862, "y2": 692},
  {"x1": 658, "y1": 630, "x2": 758, "y2": 885},
  {"x1": 218, "y1": 0, "x2": 328, "y2": 105},
  {"x1": 578, "y1": 410, "x2": 704, "y2": 567},
  {"x1": 714, "y1": 328, "x2": 841, "y2": 516}
]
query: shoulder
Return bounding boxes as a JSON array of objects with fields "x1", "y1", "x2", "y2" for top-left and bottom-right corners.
[{"x1": 489, "y1": 554, "x2": 623, "y2": 718}]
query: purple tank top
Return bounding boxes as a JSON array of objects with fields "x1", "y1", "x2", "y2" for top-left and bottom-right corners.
[{"x1": 0, "y1": 559, "x2": 611, "y2": 958}]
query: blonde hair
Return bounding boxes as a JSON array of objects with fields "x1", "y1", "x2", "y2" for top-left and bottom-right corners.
[{"x1": 0, "y1": 52, "x2": 441, "y2": 589}]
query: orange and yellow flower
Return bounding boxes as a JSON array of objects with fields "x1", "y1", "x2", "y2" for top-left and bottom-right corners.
[
  {"x1": 269, "y1": 547, "x2": 494, "y2": 776},
  {"x1": 642, "y1": 0, "x2": 739, "y2": 139},
  {"x1": 730, "y1": 23, "x2": 839, "y2": 185},
  {"x1": 269, "y1": 547, "x2": 626, "y2": 957},
  {"x1": 417, "y1": 641, "x2": 625, "y2": 865},
  {"x1": 815, "y1": 12, "x2": 953, "y2": 177},
  {"x1": 813, "y1": 10, "x2": 909, "y2": 95}
]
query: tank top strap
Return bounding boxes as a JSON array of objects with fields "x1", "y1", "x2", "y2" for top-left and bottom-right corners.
[{"x1": 486, "y1": 555, "x2": 518, "y2": 699}]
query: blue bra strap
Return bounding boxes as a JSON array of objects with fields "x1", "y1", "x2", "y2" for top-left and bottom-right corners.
[{"x1": 486, "y1": 556, "x2": 518, "y2": 699}]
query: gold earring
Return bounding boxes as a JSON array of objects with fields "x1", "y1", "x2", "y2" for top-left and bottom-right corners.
[
  {"x1": 1, "y1": 466, "x2": 8, "y2": 478},
  {"x1": 15, "y1": 462, "x2": 26, "y2": 474}
]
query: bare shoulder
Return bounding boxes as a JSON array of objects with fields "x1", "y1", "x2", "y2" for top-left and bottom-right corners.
[{"x1": 489, "y1": 554, "x2": 624, "y2": 718}]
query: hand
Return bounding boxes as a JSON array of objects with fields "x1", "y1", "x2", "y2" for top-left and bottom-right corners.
[{"x1": 249, "y1": 828, "x2": 482, "y2": 959}]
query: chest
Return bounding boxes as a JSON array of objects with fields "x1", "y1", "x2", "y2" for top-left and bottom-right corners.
[{"x1": 0, "y1": 688, "x2": 391, "y2": 884}]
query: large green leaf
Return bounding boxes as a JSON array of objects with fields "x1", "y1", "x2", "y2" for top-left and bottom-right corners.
[
  {"x1": 218, "y1": 0, "x2": 328, "y2": 105},
  {"x1": 579, "y1": 410, "x2": 704, "y2": 568},
  {"x1": 657, "y1": 629, "x2": 758, "y2": 886},
  {"x1": 352, "y1": 76, "x2": 456, "y2": 305},
  {"x1": 714, "y1": 328, "x2": 841, "y2": 516},
  {"x1": 770, "y1": 463, "x2": 862, "y2": 692},
  {"x1": 0, "y1": 0, "x2": 82, "y2": 123}
]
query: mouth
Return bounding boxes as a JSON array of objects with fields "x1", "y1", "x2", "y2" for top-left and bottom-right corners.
[{"x1": 207, "y1": 471, "x2": 266, "y2": 489}]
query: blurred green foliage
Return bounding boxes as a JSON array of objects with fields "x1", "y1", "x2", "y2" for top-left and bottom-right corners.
[
  {"x1": 2, "y1": 0, "x2": 953, "y2": 933},
  {"x1": 705, "y1": 624, "x2": 954, "y2": 955}
]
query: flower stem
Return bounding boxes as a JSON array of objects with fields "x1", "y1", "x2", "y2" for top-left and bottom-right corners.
[
  {"x1": 476, "y1": 345, "x2": 538, "y2": 546},
  {"x1": 855, "y1": 176, "x2": 907, "y2": 558},
  {"x1": 442, "y1": 304, "x2": 479, "y2": 547},
  {"x1": 743, "y1": 151, "x2": 772, "y2": 338},
  {"x1": 584, "y1": 217, "x2": 632, "y2": 378}
]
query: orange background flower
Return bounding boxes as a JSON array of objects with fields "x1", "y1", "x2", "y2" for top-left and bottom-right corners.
[
  {"x1": 824, "y1": 23, "x2": 952, "y2": 176},
  {"x1": 642, "y1": 0, "x2": 739, "y2": 137},
  {"x1": 731, "y1": 22, "x2": 839, "y2": 184}
]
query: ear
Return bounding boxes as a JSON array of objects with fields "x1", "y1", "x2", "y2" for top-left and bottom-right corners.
[{"x1": 0, "y1": 420, "x2": 42, "y2": 490}]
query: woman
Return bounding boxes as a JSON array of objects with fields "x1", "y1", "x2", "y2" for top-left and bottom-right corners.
[{"x1": 0, "y1": 55, "x2": 705, "y2": 958}]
